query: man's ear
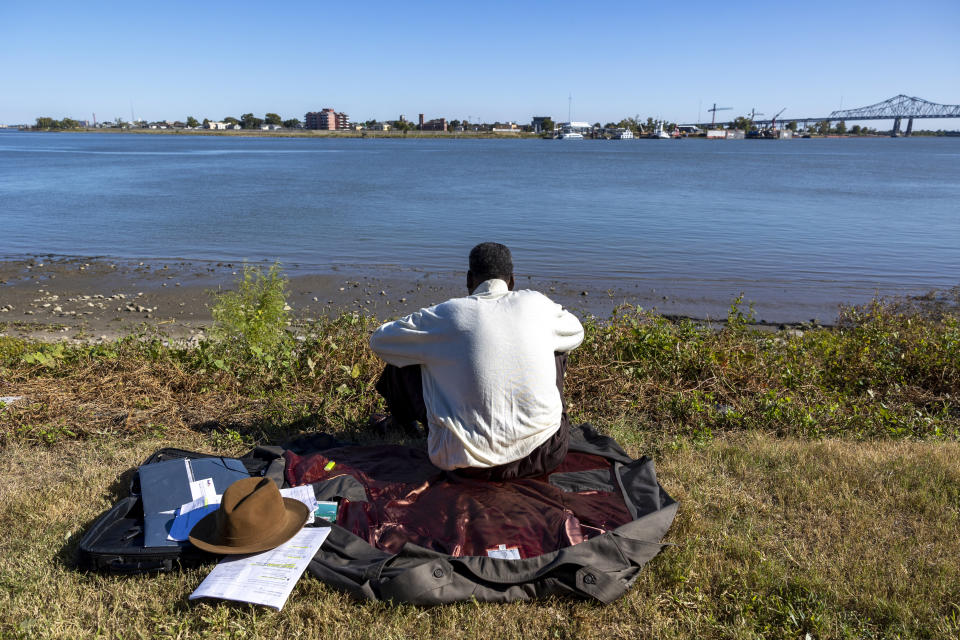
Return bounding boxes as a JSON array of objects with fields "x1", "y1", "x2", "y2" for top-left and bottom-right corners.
[
  {"x1": 507, "y1": 275, "x2": 515, "y2": 291},
  {"x1": 467, "y1": 270, "x2": 476, "y2": 293}
]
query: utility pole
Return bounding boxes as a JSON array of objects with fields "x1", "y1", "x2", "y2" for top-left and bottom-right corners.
[{"x1": 708, "y1": 103, "x2": 732, "y2": 127}]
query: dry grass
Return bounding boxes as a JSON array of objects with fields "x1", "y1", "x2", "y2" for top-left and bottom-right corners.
[
  {"x1": 0, "y1": 299, "x2": 958, "y2": 638},
  {"x1": 0, "y1": 433, "x2": 956, "y2": 639}
]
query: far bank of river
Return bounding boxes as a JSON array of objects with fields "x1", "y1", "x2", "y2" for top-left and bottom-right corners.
[
  {"x1": 15, "y1": 127, "x2": 953, "y2": 140},
  {"x1": 15, "y1": 127, "x2": 540, "y2": 140}
]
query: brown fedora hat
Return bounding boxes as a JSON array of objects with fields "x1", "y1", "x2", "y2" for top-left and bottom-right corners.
[{"x1": 189, "y1": 477, "x2": 309, "y2": 554}]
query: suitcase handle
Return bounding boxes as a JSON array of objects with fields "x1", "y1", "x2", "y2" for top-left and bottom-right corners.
[
  {"x1": 121, "y1": 526, "x2": 142, "y2": 541},
  {"x1": 106, "y1": 557, "x2": 174, "y2": 573}
]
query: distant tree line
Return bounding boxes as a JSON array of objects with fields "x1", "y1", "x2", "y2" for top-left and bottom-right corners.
[
  {"x1": 34, "y1": 117, "x2": 82, "y2": 130},
  {"x1": 212, "y1": 113, "x2": 301, "y2": 129},
  {"x1": 33, "y1": 113, "x2": 305, "y2": 130}
]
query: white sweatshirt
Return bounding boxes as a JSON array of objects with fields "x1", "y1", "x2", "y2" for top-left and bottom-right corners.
[{"x1": 369, "y1": 279, "x2": 585, "y2": 470}]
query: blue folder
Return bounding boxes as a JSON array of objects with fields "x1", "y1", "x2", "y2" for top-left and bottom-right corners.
[{"x1": 139, "y1": 457, "x2": 249, "y2": 547}]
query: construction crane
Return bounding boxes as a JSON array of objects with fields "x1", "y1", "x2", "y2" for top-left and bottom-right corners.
[
  {"x1": 757, "y1": 108, "x2": 787, "y2": 139},
  {"x1": 708, "y1": 103, "x2": 731, "y2": 127},
  {"x1": 769, "y1": 108, "x2": 786, "y2": 129}
]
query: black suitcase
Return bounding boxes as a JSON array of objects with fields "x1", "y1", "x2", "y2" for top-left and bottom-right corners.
[
  {"x1": 77, "y1": 447, "x2": 281, "y2": 573},
  {"x1": 76, "y1": 495, "x2": 216, "y2": 573}
]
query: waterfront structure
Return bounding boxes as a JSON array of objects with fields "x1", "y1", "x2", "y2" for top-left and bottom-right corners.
[
  {"x1": 705, "y1": 129, "x2": 745, "y2": 139},
  {"x1": 691, "y1": 95, "x2": 960, "y2": 138},
  {"x1": 559, "y1": 121, "x2": 592, "y2": 134},
  {"x1": 305, "y1": 108, "x2": 350, "y2": 130},
  {"x1": 531, "y1": 116, "x2": 552, "y2": 133},
  {"x1": 492, "y1": 122, "x2": 520, "y2": 132},
  {"x1": 418, "y1": 114, "x2": 447, "y2": 131}
]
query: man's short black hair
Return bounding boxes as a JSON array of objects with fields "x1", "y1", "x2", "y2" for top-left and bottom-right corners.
[{"x1": 469, "y1": 242, "x2": 513, "y2": 283}]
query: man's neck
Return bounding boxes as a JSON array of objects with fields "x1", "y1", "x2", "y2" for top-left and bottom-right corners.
[{"x1": 471, "y1": 279, "x2": 509, "y2": 296}]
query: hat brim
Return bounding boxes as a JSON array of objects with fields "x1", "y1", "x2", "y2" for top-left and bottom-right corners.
[{"x1": 188, "y1": 497, "x2": 310, "y2": 555}]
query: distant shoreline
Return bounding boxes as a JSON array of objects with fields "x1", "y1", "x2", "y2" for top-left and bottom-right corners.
[
  {"x1": 15, "y1": 127, "x2": 541, "y2": 140},
  {"x1": 11, "y1": 127, "x2": 959, "y2": 139}
]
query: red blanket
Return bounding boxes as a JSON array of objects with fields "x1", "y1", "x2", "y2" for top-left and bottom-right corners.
[{"x1": 285, "y1": 445, "x2": 633, "y2": 559}]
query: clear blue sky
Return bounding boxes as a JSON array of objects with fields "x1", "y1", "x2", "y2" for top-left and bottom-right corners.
[{"x1": 2, "y1": 0, "x2": 958, "y2": 128}]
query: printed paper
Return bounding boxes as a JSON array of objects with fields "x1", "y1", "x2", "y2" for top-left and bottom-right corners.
[
  {"x1": 280, "y1": 485, "x2": 318, "y2": 524},
  {"x1": 189, "y1": 527, "x2": 331, "y2": 610},
  {"x1": 486, "y1": 544, "x2": 521, "y2": 560},
  {"x1": 188, "y1": 477, "x2": 217, "y2": 501}
]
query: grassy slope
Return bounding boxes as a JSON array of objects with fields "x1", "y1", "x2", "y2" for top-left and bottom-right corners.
[{"x1": 0, "y1": 299, "x2": 958, "y2": 639}]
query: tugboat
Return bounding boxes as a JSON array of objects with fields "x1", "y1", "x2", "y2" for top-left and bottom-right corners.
[{"x1": 647, "y1": 120, "x2": 671, "y2": 139}]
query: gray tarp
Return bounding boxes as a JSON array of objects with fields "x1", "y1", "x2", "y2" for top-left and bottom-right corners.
[{"x1": 290, "y1": 425, "x2": 677, "y2": 604}]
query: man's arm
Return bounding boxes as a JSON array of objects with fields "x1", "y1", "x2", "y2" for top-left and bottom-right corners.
[
  {"x1": 369, "y1": 307, "x2": 446, "y2": 368},
  {"x1": 553, "y1": 305, "x2": 584, "y2": 354}
]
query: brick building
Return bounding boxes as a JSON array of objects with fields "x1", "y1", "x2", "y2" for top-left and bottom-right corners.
[
  {"x1": 418, "y1": 114, "x2": 447, "y2": 132},
  {"x1": 305, "y1": 108, "x2": 351, "y2": 130}
]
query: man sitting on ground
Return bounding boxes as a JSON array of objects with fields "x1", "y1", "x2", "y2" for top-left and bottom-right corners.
[{"x1": 369, "y1": 242, "x2": 584, "y2": 480}]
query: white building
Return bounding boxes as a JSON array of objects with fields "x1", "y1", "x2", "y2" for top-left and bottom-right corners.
[
  {"x1": 559, "y1": 121, "x2": 592, "y2": 133},
  {"x1": 206, "y1": 121, "x2": 227, "y2": 130}
]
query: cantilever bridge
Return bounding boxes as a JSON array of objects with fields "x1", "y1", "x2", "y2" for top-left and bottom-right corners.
[{"x1": 701, "y1": 95, "x2": 960, "y2": 135}]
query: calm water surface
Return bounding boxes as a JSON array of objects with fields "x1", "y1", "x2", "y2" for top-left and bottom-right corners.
[{"x1": 1, "y1": 131, "x2": 958, "y2": 316}]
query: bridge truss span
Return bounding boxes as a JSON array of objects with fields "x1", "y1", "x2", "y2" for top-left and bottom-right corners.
[
  {"x1": 685, "y1": 95, "x2": 958, "y2": 136},
  {"x1": 828, "y1": 95, "x2": 960, "y2": 121}
]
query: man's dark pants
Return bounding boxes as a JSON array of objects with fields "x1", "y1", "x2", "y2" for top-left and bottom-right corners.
[{"x1": 375, "y1": 354, "x2": 571, "y2": 481}]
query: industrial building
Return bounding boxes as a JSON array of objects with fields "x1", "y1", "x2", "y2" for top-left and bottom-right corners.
[{"x1": 305, "y1": 108, "x2": 350, "y2": 130}]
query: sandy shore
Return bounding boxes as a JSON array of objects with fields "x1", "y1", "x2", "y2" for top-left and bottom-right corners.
[
  {"x1": 2, "y1": 257, "x2": 757, "y2": 343},
  {"x1": 9, "y1": 255, "x2": 933, "y2": 344}
]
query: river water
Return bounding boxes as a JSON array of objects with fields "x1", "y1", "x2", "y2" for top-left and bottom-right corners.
[{"x1": 1, "y1": 131, "x2": 957, "y2": 321}]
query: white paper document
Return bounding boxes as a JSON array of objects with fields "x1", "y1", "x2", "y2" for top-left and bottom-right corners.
[
  {"x1": 189, "y1": 527, "x2": 330, "y2": 610},
  {"x1": 189, "y1": 477, "x2": 217, "y2": 501},
  {"x1": 486, "y1": 544, "x2": 522, "y2": 560},
  {"x1": 280, "y1": 485, "x2": 318, "y2": 524}
]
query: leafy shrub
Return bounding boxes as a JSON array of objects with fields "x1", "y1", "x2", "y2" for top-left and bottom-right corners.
[{"x1": 209, "y1": 262, "x2": 292, "y2": 365}]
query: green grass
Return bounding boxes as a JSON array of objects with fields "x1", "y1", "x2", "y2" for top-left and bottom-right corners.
[{"x1": 0, "y1": 294, "x2": 958, "y2": 638}]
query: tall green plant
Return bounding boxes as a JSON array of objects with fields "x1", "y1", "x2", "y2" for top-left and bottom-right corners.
[{"x1": 210, "y1": 263, "x2": 291, "y2": 362}]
